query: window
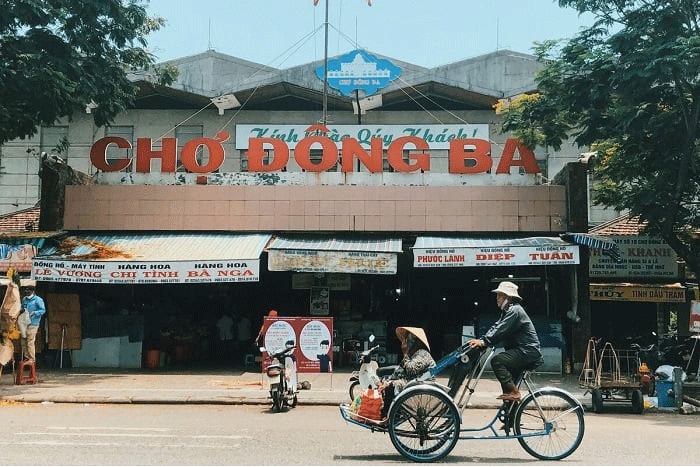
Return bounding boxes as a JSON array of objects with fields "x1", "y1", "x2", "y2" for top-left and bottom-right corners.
[
  {"x1": 241, "y1": 149, "x2": 279, "y2": 172},
  {"x1": 40, "y1": 126, "x2": 69, "y2": 161},
  {"x1": 534, "y1": 146, "x2": 549, "y2": 179},
  {"x1": 104, "y1": 125, "x2": 134, "y2": 172},
  {"x1": 175, "y1": 125, "x2": 204, "y2": 172},
  {"x1": 308, "y1": 148, "x2": 338, "y2": 172}
]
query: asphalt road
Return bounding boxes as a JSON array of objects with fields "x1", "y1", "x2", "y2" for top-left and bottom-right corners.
[{"x1": 0, "y1": 402, "x2": 697, "y2": 465}]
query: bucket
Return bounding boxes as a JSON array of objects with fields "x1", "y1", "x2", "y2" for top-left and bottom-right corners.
[
  {"x1": 656, "y1": 380, "x2": 675, "y2": 407},
  {"x1": 145, "y1": 350, "x2": 161, "y2": 370}
]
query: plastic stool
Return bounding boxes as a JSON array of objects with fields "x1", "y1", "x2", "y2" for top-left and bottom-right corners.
[
  {"x1": 15, "y1": 360, "x2": 37, "y2": 385},
  {"x1": 244, "y1": 354, "x2": 254, "y2": 366}
]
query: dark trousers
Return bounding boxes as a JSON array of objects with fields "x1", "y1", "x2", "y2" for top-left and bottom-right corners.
[{"x1": 490, "y1": 349, "x2": 539, "y2": 386}]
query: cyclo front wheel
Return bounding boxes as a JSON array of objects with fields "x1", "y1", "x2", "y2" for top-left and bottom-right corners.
[
  {"x1": 514, "y1": 389, "x2": 585, "y2": 460},
  {"x1": 387, "y1": 386, "x2": 460, "y2": 463}
]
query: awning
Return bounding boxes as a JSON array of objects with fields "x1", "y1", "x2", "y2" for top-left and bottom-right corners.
[
  {"x1": 412, "y1": 236, "x2": 580, "y2": 267},
  {"x1": 31, "y1": 233, "x2": 272, "y2": 284},
  {"x1": 590, "y1": 282, "x2": 686, "y2": 303},
  {"x1": 267, "y1": 236, "x2": 403, "y2": 274},
  {"x1": 560, "y1": 232, "x2": 622, "y2": 263},
  {"x1": 1, "y1": 231, "x2": 65, "y2": 273}
]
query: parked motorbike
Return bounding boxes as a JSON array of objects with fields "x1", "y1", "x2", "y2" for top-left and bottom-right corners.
[
  {"x1": 348, "y1": 335, "x2": 397, "y2": 401},
  {"x1": 261, "y1": 340, "x2": 298, "y2": 412},
  {"x1": 658, "y1": 334, "x2": 695, "y2": 369}
]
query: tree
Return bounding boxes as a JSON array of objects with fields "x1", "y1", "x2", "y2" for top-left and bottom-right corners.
[
  {"x1": 0, "y1": 0, "x2": 174, "y2": 145},
  {"x1": 496, "y1": 0, "x2": 700, "y2": 279}
]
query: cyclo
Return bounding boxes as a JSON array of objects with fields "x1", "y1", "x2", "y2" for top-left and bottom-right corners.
[{"x1": 339, "y1": 342, "x2": 585, "y2": 462}]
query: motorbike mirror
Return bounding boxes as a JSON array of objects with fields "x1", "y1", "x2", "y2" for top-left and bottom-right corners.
[{"x1": 369, "y1": 334, "x2": 375, "y2": 343}]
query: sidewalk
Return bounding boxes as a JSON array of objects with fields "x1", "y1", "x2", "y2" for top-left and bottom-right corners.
[{"x1": 0, "y1": 365, "x2": 591, "y2": 408}]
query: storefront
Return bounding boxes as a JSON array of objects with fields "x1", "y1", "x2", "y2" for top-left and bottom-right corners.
[
  {"x1": 588, "y1": 217, "x2": 687, "y2": 347},
  {"x1": 12, "y1": 49, "x2": 594, "y2": 370}
]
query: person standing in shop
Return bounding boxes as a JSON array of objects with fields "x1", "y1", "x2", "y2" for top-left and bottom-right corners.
[{"x1": 20, "y1": 281, "x2": 45, "y2": 362}]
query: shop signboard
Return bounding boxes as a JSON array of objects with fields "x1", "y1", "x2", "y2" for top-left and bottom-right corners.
[
  {"x1": 589, "y1": 283, "x2": 686, "y2": 303},
  {"x1": 589, "y1": 235, "x2": 679, "y2": 279},
  {"x1": 30, "y1": 259, "x2": 261, "y2": 284},
  {"x1": 235, "y1": 124, "x2": 489, "y2": 150},
  {"x1": 291, "y1": 273, "x2": 351, "y2": 290},
  {"x1": 269, "y1": 249, "x2": 397, "y2": 274},
  {"x1": 0, "y1": 243, "x2": 38, "y2": 273},
  {"x1": 260, "y1": 317, "x2": 333, "y2": 373},
  {"x1": 690, "y1": 301, "x2": 700, "y2": 333},
  {"x1": 413, "y1": 244, "x2": 579, "y2": 268}
]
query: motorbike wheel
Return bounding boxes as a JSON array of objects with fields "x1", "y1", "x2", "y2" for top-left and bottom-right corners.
[
  {"x1": 349, "y1": 381, "x2": 362, "y2": 402},
  {"x1": 270, "y1": 385, "x2": 282, "y2": 413},
  {"x1": 290, "y1": 394, "x2": 298, "y2": 408}
]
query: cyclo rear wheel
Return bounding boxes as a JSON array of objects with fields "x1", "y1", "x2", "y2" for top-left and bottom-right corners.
[
  {"x1": 514, "y1": 389, "x2": 585, "y2": 460},
  {"x1": 387, "y1": 386, "x2": 460, "y2": 463}
]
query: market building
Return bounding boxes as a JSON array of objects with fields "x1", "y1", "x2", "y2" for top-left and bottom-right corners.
[{"x1": 1, "y1": 49, "x2": 606, "y2": 372}]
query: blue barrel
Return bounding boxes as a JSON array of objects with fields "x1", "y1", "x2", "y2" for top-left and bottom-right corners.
[{"x1": 656, "y1": 380, "x2": 675, "y2": 407}]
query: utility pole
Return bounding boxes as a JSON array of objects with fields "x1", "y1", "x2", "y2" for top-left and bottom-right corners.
[{"x1": 322, "y1": 0, "x2": 329, "y2": 126}]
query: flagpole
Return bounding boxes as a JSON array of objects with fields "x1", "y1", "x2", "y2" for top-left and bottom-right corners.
[{"x1": 323, "y1": 0, "x2": 329, "y2": 126}]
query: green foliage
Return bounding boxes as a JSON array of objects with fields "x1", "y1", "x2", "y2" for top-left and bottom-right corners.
[
  {"x1": 500, "y1": 0, "x2": 700, "y2": 277},
  {"x1": 0, "y1": 0, "x2": 172, "y2": 145}
]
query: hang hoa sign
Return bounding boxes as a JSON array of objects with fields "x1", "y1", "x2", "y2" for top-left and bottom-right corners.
[
  {"x1": 89, "y1": 126, "x2": 541, "y2": 175},
  {"x1": 31, "y1": 259, "x2": 261, "y2": 284}
]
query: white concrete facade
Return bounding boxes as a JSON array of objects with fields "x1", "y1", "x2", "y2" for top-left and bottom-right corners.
[{"x1": 0, "y1": 49, "x2": 586, "y2": 221}]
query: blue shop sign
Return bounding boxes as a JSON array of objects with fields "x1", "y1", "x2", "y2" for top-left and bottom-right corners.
[{"x1": 316, "y1": 49, "x2": 401, "y2": 97}]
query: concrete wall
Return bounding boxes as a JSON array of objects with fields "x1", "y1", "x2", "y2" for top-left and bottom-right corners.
[{"x1": 64, "y1": 184, "x2": 567, "y2": 233}]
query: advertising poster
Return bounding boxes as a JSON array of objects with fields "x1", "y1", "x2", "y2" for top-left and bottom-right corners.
[
  {"x1": 260, "y1": 317, "x2": 333, "y2": 373},
  {"x1": 310, "y1": 287, "x2": 330, "y2": 316},
  {"x1": 691, "y1": 301, "x2": 700, "y2": 333}
]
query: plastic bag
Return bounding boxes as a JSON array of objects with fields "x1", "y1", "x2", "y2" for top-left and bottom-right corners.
[
  {"x1": 357, "y1": 388, "x2": 383, "y2": 421},
  {"x1": 1, "y1": 282, "x2": 21, "y2": 333},
  {"x1": 349, "y1": 393, "x2": 362, "y2": 413},
  {"x1": 17, "y1": 310, "x2": 30, "y2": 338},
  {"x1": 655, "y1": 365, "x2": 687, "y2": 382}
]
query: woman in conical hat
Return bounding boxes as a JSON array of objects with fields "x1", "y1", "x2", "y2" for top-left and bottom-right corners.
[
  {"x1": 395, "y1": 326, "x2": 430, "y2": 354},
  {"x1": 378, "y1": 326, "x2": 436, "y2": 421}
]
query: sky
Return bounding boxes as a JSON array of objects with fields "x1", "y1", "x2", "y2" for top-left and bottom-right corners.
[{"x1": 144, "y1": 0, "x2": 596, "y2": 68}]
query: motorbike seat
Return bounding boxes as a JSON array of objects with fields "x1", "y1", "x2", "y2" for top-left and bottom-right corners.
[{"x1": 376, "y1": 365, "x2": 398, "y2": 377}]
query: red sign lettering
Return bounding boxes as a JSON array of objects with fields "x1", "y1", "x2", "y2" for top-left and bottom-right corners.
[{"x1": 90, "y1": 134, "x2": 540, "y2": 175}]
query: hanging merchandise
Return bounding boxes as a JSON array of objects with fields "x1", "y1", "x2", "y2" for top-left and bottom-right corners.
[{"x1": 0, "y1": 268, "x2": 22, "y2": 366}]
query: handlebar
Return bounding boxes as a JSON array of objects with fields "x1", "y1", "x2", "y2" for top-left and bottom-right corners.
[{"x1": 267, "y1": 345, "x2": 297, "y2": 360}]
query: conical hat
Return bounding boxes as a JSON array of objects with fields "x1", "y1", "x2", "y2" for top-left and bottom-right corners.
[{"x1": 396, "y1": 327, "x2": 430, "y2": 351}]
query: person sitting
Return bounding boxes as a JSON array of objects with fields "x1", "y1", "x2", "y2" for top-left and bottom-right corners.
[
  {"x1": 379, "y1": 326, "x2": 436, "y2": 419},
  {"x1": 468, "y1": 281, "x2": 543, "y2": 401}
]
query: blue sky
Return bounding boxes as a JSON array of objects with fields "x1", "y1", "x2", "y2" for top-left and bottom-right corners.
[{"x1": 144, "y1": 0, "x2": 595, "y2": 68}]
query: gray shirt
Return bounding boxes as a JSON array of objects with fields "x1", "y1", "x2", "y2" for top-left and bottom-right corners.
[{"x1": 481, "y1": 302, "x2": 542, "y2": 359}]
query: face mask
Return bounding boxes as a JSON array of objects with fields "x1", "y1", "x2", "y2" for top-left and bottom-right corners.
[
  {"x1": 407, "y1": 337, "x2": 416, "y2": 349},
  {"x1": 500, "y1": 298, "x2": 510, "y2": 310}
]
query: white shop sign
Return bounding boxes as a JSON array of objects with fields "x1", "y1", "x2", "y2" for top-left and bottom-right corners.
[
  {"x1": 235, "y1": 124, "x2": 489, "y2": 149},
  {"x1": 268, "y1": 250, "x2": 397, "y2": 274},
  {"x1": 414, "y1": 245, "x2": 580, "y2": 267},
  {"x1": 589, "y1": 235, "x2": 679, "y2": 279},
  {"x1": 31, "y1": 259, "x2": 261, "y2": 284}
]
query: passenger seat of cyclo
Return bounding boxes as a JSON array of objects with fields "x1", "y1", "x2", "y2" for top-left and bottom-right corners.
[{"x1": 379, "y1": 327, "x2": 436, "y2": 419}]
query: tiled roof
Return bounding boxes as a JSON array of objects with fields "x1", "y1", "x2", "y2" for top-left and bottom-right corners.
[
  {"x1": 590, "y1": 215, "x2": 647, "y2": 236},
  {"x1": 0, "y1": 205, "x2": 40, "y2": 233}
]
